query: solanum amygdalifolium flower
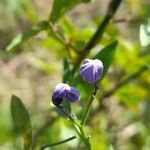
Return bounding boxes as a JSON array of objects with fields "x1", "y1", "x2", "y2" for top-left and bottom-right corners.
[
  {"x1": 65, "y1": 86, "x2": 80, "y2": 102},
  {"x1": 80, "y1": 59, "x2": 103, "y2": 84},
  {"x1": 52, "y1": 83, "x2": 71, "y2": 106},
  {"x1": 52, "y1": 83, "x2": 80, "y2": 106}
]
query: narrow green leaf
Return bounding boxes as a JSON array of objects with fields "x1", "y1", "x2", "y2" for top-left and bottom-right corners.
[
  {"x1": 50, "y1": 0, "x2": 80, "y2": 23},
  {"x1": 93, "y1": 41, "x2": 118, "y2": 78},
  {"x1": 6, "y1": 21, "x2": 49, "y2": 52},
  {"x1": 11, "y1": 95, "x2": 32, "y2": 149},
  {"x1": 50, "y1": 0, "x2": 93, "y2": 23}
]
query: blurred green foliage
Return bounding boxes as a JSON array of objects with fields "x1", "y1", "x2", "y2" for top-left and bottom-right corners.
[{"x1": 0, "y1": 0, "x2": 150, "y2": 149}]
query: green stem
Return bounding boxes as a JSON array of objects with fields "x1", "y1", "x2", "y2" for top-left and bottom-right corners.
[
  {"x1": 81, "y1": 83, "x2": 98, "y2": 126},
  {"x1": 76, "y1": 83, "x2": 99, "y2": 150},
  {"x1": 72, "y1": 123, "x2": 91, "y2": 150},
  {"x1": 72, "y1": 0, "x2": 122, "y2": 73},
  {"x1": 79, "y1": 126, "x2": 92, "y2": 150},
  {"x1": 58, "y1": 105, "x2": 81, "y2": 127},
  {"x1": 59, "y1": 106, "x2": 92, "y2": 149},
  {"x1": 74, "y1": 83, "x2": 100, "y2": 150},
  {"x1": 39, "y1": 136, "x2": 76, "y2": 150}
]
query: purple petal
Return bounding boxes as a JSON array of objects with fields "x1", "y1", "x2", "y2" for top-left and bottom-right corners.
[
  {"x1": 80, "y1": 59, "x2": 103, "y2": 83},
  {"x1": 52, "y1": 83, "x2": 71, "y2": 106},
  {"x1": 65, "y1": 87, "x2": 80, "y2": 102}
]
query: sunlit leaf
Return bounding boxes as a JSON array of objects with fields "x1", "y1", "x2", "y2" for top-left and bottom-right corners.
[
  {"x1": 94, "y1": 41, "x2": 118, "y2": 78},
  {"x1": 50, "y1": 0, "x2": 93, "y2": 23},
  {"x1": 59, "y1": 18, "x2": 75, "y2": 38},
  {"x1": 6, "y1": 21, "x2": 49, "y2": 52},
  {"x1": 20, "y1": 0, "x2": 38, "y2": 23},
  {"x1": 28, "y1": 56, "x2": 57, "y2": 74},
  {"x1": 140, "y1": 23, "x2": 150, "y2": 47}
]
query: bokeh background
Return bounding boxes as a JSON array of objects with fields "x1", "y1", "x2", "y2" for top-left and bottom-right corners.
[{"x1": 0, "y1": 0, "x2": 150, "y2": 149}]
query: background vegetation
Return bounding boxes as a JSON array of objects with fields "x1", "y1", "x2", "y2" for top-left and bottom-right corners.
[{"x1": 0, "y1": 0, "x2": 149, "y2": 149}]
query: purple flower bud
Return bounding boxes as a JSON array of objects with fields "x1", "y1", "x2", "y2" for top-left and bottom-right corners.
[
  {"x1": 65, "y1": 87, "x2": 80, "y2": 102},
  {"x1": 52, "y1": 83, "x2": 71, "y2": 106},
  {"x1": 80, "y1": 59, "x2": 103, "y2": 83}
]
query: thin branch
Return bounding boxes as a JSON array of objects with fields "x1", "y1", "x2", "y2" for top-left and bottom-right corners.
[
  {"x1": 39, "y1": 135, "x2": 76, "y2": 150},
  {"x1": 81, "y1": 83, "x2": 99, "y2": 126},
  {"x1": 72, "y1": 0, "x2": 122, "y2": 73}
]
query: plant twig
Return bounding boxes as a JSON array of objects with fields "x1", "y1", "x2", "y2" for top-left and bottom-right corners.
[
  {"x1": 72, "y1": 0, "x2": 122, "y2": 73},
  {"x1": 74, "y1": 83, "x2": 99, "y2": 150},
  {"x1": 58, "y1": 105, "x2": 81, "y2": 127},
  {"x1": 78, "y1": 126, "x2": 92, "y2": 150},
  {"x1": 39, "y1": 135, "x2": 76, "y2": 150},
  {"x1": 81, "y1": 83, "x2": 99, "y2": 126}
]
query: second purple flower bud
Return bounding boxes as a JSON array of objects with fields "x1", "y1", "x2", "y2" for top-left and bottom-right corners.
[{"x1": 52, "y1": 83, "x2": 80, "y2": 107}]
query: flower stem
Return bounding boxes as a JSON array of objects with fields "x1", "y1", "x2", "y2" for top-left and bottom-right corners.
[
  {"x1": 58, "y1": 105, "x2": 81, "y2": 127},
  {"x1": 59, "y1": 105, "x2": 92, "y2": 149},
  {"x1": 76, "y1": 83, "x2": 99, "y2": 150},
  {"x1": 79, "y1": 126, "x2": 92, "y2": 150},
  {"x1": 81, "y1": 83, "x2": 99, "y2": 126},
  {"x1": 58, "y1": 83, "x2": 98, "y2": 150},
  {"x1": 39, "y1": 135, "x2": 76, "y2": 150}
]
